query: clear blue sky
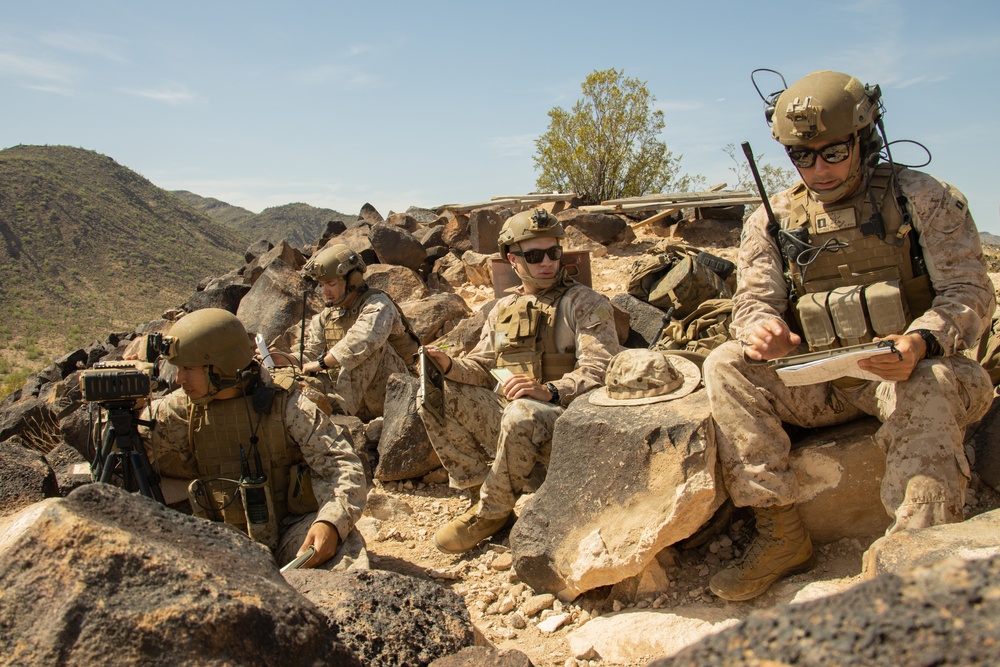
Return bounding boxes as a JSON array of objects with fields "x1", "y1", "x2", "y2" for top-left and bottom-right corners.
[{"x1": 3, "y1": 1, "x2": 999, "y2": 233}]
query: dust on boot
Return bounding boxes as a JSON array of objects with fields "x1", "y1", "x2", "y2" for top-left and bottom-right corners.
[{"x1": 710, "y1": 503, "x2": 815, "y2": 601}]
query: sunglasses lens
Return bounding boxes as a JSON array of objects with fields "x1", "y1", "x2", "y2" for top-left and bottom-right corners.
[
  {"x1": 519, "y1": 246, "x2": 563, "y2": 263},
  {"x1": 787, "y1": 138, "x2": 853, "y2": 169},
  {"x1": 787, "y1": 148, "x2": 816, "y2": 169},
  {"x1": 819, "y1": 143, "x2": 852, "y2": 164}
]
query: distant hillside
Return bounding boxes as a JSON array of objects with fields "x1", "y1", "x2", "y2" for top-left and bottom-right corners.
[
  {"x1": 981, "y1": 231, "x2": 1000, "y2": 247},
  {"x1": 0, "y1": 145, "x2": 249, "y2": 392},
  {"x1": 172, "y1": 190, "x2": 256, "y2": 229},
  {"x1": 174, "y1": 193, "x2": 357, "y2": 248}
]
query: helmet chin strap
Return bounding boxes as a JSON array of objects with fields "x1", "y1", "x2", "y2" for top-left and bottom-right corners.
[
  {"x1": 804, "y1": 136, "x2": 866, "y2": 204},
  {"x1": 513, "y1": 264, "x2": 565, "y2": 290},
  {"x1": 191, "y1": 365, "x2": 249, "y2": 405}
]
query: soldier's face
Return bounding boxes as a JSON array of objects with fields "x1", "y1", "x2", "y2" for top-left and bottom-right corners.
[
  {"x1": 176, "y1": 365, "x2": 209, "y2": 399},
  {"x1": 794, "y1": 134, "x2": 860, "y2": 196},
  {"x1": 509, "y1": 237, "x2": 561, "y2": 281},
  {"x1": 319, "y1": 277, "x2": 347, "y2": 306}
]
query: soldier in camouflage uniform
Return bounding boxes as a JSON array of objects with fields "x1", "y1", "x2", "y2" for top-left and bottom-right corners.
[
  {"x1": 704, "y1": 70, "x2": 996, "y2": 601},
  {"x1": 299, "y1": 244, "x2": 416, "y2": 420},
  {"x1": 138, "y1": 308, "x2": 367, "y2": 570},
  {"x1": 420, "y1": 208, "x2": 620, "y2": 554}
]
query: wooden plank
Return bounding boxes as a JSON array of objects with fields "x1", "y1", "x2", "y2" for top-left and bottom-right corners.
[
  {"x1": 437, "y1": 199, "x2": 519, "y2": 214},
  {"x1": 490, "y1": 193, "x2": 577, "y2": 202},
  {"x1": 633, "y1": 207, "x2": 683, "y2": 228},
  {"x1": 601, "y1": 183, "x2": 728, "y2": 206}
]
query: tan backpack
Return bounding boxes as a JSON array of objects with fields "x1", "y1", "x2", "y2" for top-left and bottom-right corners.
[{"x1": 651, "y1": 298, "x2": 734, "y2": 364}]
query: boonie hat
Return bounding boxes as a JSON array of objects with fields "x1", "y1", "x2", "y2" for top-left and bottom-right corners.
[{"x1": 589, "y1": 348, "x2": 701, "y2": 406}]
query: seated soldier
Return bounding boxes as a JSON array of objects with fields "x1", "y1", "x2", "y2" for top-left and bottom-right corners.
[
  {"x1": 299, "y1": 244, "x2": 417, "y2": 420},
  {"x1": 138, "y1": 308, "x2": 367, "y2": 569},
  {"x1": 419, "y1": 208, "x2": 620, "y2": 554}
]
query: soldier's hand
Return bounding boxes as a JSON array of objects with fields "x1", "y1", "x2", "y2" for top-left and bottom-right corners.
[
  {"x1": 743, "y1": 319, "x2": 801, "y2": 361},
  {"x1": 502, "y1": 374, "x2": 550, "y2": 402},
  {"x1": 298, "y1": 520, "x2": 339, "y2": 568},
  {"x1": 858, "y1": 333, "x2": 925, "y2": 382},
  {"x1": 301, "y1": 360, "x2": 322, "y2": 375},
  {"x1": 423, "y1": 346, "x2": 452, "y2": 373}
]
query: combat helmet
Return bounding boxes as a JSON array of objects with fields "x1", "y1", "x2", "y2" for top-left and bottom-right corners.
[
  {"x1": 166, "y1": 308, "x2": 254, "y2": 381},
  {"x1": 497, "y1": 208, "x2": 565, "y2": 258},
  {"x1": 301, "y1": 244, "x2": 366, "y2": 289},
  {"x1": 771, "y1": 70, "x2": 881, "y2": 147}
]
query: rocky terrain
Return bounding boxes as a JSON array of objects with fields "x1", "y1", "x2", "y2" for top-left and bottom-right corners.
[{"x1": 3, "y1": 197, "x2": 1000, "y2": 666}]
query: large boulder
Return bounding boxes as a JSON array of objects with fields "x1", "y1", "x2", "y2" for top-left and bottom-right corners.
[
  {"x1": 364, "y1": 264, "x2": 430, "y2": 304},
  {"x1": 0, "y1": 484, "x2": 361, "y2": 666},
  {"x1": 0, "y1": 397, "x2": 60, "y2": 445},
  {"x1": 237, "y1": 259, "x2": 311, "y2": 344},
  {"x1": 789, "y1": 417, "x2": 891, "y2": 543},
  {"x1": 0, "y1": 436, "x2": 57, "y2": 517},
  {"x1": 369, "y1": 223, "x2": 426, "y2": 271},
  {"x1": 649, "y1": 554, "x2": 1000, "y2": 666},
  {"x1": 182, "y1": 283, "x2": 251, "y2": 314},
  {"x1": 468, "y1": 207, "x2": 511, "y2": 254},
  {"x1": 510, "y1": 390, "x2": 724, "y2": 600},
  {"x1": 610, "y1": 293, "x2": 670, "y2": 348},
  {"x1": 375, "y1": 373, "x2": 440, "y2": 482},
  {"x1": 285, "y1": 568, "x2": 475, "y2": 667},
  {"x1": 863, "y1": 507, "x2": 1000, "y2": 579},
  {"x1": 400, "y1": 293, "x2": 472, "y2": 344},
  {"x1": 555, "y1": 209, "x2": 627, "y2": 245}
]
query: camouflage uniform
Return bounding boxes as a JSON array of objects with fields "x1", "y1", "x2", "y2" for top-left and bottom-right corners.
[
  {"x1": 420, "y1": 283, "x2": 620, "y2": 520},
  {"x1": 140, "y1": 373, "x2": 367, "y2": 568},
  {"x1": 302, "y1": 291, "x2": 412, "y2": 420},
  {"x1": 704, "y1": 168, "x2": 996, "y2": 534}
]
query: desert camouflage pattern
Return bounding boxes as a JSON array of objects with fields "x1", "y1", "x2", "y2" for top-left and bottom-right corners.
[
  {"x1": 706, "y1": 167, "x2": 996, "y2": 534},
  {"x1": 730, "y1": 168, "x2": 995, "y2": 354},
  {"x1": 446, "y1": 283, "x2": 620, "y2": 403},
  {"x1": 421, "y1": 380, "x2": 562, "y2": 519},
  {"x1": 303, "y1": 291, "x2": 412, "y2": 419},
  {"x1": 421, "y1": 282, "x2": 619, "y2": 519},
  {"x1": 140, "y1": 380, "x2": 366, "y2": 543}
]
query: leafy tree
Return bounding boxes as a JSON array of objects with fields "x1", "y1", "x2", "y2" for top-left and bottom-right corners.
[{"x1": 534, "y1": 68, "x2": 699, "y2": 204}]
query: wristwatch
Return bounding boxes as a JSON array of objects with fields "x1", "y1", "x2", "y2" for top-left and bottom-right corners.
[
  {"x1": 317, "y1": 355, "x2": 330, "y2": 370},
  {"x1": 544, "y1": 382, "x2": 560, "y2": 405},
  {"x1": 911, "y1": 329, "x2": 941, "y2": 358}
]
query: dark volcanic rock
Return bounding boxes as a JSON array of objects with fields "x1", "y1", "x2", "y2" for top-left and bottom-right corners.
[
  {"x1": 0, "y1": 484, "x2": 360, "y2": 667},
  {"x1": 375, "y1": 373, "x2": 441, "y2": 482},
  {"x1": 649, "y1": 554, "x2": 1000, "y2": 667},
  {"x1": 369, "y1": 223, "x2": 427, "y2": 271},
  {"x1": 285, "y1": 568, "x2": 474, "y2": 667},
  {"x1": 0, "y1": 436, "x2": 57, "y2": 517}
]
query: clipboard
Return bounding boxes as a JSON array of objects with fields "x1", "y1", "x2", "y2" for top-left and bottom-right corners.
[
  {"x1": 418, "y1": 348, "x2": 446, "y2": 423},
  {"x1": 767, "y1": 340, "x2": 899, "y2": 369},
  {"x1": 767, "y1": 340, "x2": 900, "y2": 386}
]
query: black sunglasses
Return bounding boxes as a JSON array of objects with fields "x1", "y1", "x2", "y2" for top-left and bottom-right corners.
[
  {"x1": 786, "y1": 136, "x2": 854, "y2": 169},
  {"x1": 511, "y1": 245, "x2": 563, "y2": 264}
]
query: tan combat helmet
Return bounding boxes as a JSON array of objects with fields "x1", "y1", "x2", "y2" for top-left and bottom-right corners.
[
  {"x1": 771, "y1": 70, "x2": 883, "y2": 203},
  {"x1": 497, "y1": 208, "x2": 565, "y2": 258},
  {"x1": 166, "y1": 308, "x2": 254, "y2": 382},
  {"x1": 301, "y1": 244, "x2": 366, "y2": 289},
  {"x1": 771, "y1": 70, "x2": 881, "y2": 147}
]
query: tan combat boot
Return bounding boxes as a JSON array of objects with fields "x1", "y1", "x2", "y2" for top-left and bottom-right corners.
[
  {"x1": 433, "y1": 502, "x2": 510, "y2": 554},
  {"x1": 709, "y1": 504, "x2": 815, "y2": 601}
]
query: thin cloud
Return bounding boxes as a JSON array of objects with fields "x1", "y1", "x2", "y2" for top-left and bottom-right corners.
[
  {"x1": 0, "y1": 51, "x2": 75, "y2": 81},
  {"x1": 293, "y1": 63, "x2": 377, "y2": 88},
  {"x1": 23, "y1": 83, "x2": 76, "y2": 97},
  {"x1": 40, "y1": 31, "x2": 127, "y2": 62},
  {"x1": 120, "y1": 83, "x2": 198, "y2": 104}
]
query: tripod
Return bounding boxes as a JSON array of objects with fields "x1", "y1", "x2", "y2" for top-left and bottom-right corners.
[{"x1": 92, "y1": 402, "x2": 165, "y2": 503}]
